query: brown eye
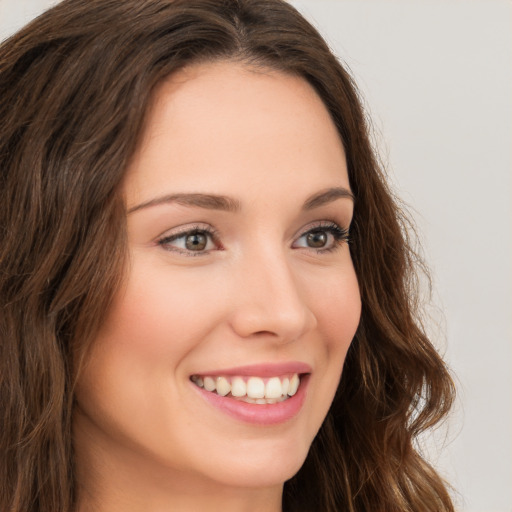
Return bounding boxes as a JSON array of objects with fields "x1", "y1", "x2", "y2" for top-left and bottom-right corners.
[
  {"x1": 293, "y1": 222, "x2": 349, "y2": 252},
  {"x1": 185, "y1": 232, "x2": 208, "y2": 251},
  {"x1": 158, "y1": 228, "x2": 217, "y2": 254},
  {"x1": 306, "y1": 231, "x2": 328, "y2": 248}
]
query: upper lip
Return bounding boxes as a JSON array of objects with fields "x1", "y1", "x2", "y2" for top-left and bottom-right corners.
[{"x1": 192, "y1": 361, "x2": 312, "y2": 378}]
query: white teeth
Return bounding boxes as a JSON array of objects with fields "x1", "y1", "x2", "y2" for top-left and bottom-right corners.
[
  {"x1": 191, "y1": 373, "x2": 302, "y2": 402},
  {"x1": 246, "y1": 377, "x2": 265, "y2": 399},
  {"x1": 288, "y1": 374, "x2": 300, "y2": 396},
  {"x1": 216, "y1": 376, "x2": 231, "y2": 396},
  {"x1": 281, "y1": 377, "x2": 290, "y2": 395},
  {"x1": 265, "y1": 377, "x2": 283, "y2": 399},
  {"x1": 231, "y1": 377, "x2": 247, "y2": 397},
  {"x1": 203, "y1": 376, "x2": 216, "y2": 392}
]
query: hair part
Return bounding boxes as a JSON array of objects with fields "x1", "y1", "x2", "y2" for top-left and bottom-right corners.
[{"x1": 0, "y1": 1, "x2": 455, "y2": 511}]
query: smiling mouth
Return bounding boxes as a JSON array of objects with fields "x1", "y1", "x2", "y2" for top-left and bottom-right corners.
[{"x1": 190, "y1": 374, "x2": 301, "y2": 404}]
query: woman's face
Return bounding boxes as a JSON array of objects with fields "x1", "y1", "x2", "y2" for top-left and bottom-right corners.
[{"x1": 74, "y1": 61, "x2": 361, "y2": 499}]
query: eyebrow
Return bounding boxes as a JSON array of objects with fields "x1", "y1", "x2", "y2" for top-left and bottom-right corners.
[
  {"x1": 127, "y1": 193, "x2": 241, "y2": 214},
  {"x1": 302, "y1": 187, "x2": 354, "y2": 210},
  {"x1": 127, "y1": 186, "x2": 354, "y2": 214}
]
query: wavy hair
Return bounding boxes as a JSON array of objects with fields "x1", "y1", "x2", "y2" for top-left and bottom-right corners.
[{"x1": 0, "y1": 0, "x2": 455, "y2": 510}]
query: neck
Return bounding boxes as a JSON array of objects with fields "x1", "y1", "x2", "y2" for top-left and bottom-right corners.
[{"x1": 76, "y1": 480, "x2": 282, "y2": 512}]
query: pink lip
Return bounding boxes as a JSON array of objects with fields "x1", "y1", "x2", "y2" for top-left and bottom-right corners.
[
  {"x1": 192, "y1": 361, "x2": 312, "y2": 378},
  {"x1": 190, "y1": 365, "x2": 311, "y2": 426},
  {"x1": 191, "y1": 361, "x2": 312, "y2": 425}
]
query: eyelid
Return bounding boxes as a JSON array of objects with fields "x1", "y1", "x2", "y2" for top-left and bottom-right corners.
[
  {"x1": 156, "y1": 222, "x2": 213, "y2": 240},
  {"x1": 294, "y1": 220, "x2": 349, "y2": 239},
  {"x1": 292, "y1": 220, "x2": 350, "y2": 252},
  {"x1": 156, "y1": 223, "x2": 221, "y2": 255}
]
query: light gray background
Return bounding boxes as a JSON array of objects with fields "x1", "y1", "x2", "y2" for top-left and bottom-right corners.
[{"x1": 1, "y1": 1, "x2": 510, "y2": 511}]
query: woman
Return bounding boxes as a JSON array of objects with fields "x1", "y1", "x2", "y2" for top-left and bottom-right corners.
[{"x1": 0, "y1": 0, "x2": 455, "y2": 511}]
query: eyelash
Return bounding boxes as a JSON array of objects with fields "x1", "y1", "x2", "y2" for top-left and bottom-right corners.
[
  {"x1": 157, "y1": 224, "x2": 222, "y2": 256},
  {"x1": 294, "y1": 221, "x2": 350, "y2": 254},
  {"x1": 156, "y1": 221, "x2": 349, "y2": 256}
]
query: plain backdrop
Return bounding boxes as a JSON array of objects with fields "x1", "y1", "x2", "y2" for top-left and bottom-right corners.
[{"x1": 1, "y1": 1, "x2": 511, "y2": 511}]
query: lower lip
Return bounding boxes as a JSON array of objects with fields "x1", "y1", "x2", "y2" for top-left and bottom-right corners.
[{"x1": 192, "y1": 375, "x2": 310, "y2": 425}]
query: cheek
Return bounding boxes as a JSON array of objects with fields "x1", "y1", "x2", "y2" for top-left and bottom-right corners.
[
  {"x1": 74, "y1": 262, "x2": 225, "y2": 451},
  {"x1": 294, "y1": 264, "x2": 360, "y2": 443},
  {"x1": 100, "y1": 260, "x2": 225, "y2": 362},
  {"x1": 308, "y1": 265, "x2": 361, "y2": 353},
  {"x1": 75, "y1": 262, "x2": 222, "y2": 418},
  {"x1": 308, "y1": 266, "x2": 360, "y2": 391}
]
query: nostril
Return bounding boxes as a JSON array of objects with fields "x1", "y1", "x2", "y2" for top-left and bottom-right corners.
[{"x1": 228, "y1": 300, "x2": 317, "y2": 341}]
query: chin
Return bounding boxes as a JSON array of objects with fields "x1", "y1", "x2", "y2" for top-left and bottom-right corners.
[
  {"x1": 209, "y1": 457, "x2": 306, "y2": 490},
  {"x1": 187, "y1": 433, "x2": 312, "y2": 490}
]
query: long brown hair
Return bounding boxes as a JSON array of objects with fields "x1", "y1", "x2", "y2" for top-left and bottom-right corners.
[{"x1": 0, "y1": 1, "x2": 455, "y2": 510}]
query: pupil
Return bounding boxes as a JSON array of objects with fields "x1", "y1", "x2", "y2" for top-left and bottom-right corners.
[
  {"x1": 185, "y1": 232, "x2": 207, "y2": 251},
  {"x1": 307, "y1": 231, "x2": 327, "y2": 248}
]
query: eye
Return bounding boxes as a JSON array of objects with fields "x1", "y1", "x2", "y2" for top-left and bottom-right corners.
[
  {"x1": 293, "y1": 222, "x2": 349, "y2": 252},
  {"x1": 157, "y1": 227, "x2": 219, "y2": 255}
]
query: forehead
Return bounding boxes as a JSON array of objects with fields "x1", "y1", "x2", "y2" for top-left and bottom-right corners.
[{"x1": 125, "y1": 60, "x2": 349, "y2": 206}]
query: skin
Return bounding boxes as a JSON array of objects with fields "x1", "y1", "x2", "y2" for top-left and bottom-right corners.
[{"x1": 74, "y1": 61, "x2": 361, "y2": 512}]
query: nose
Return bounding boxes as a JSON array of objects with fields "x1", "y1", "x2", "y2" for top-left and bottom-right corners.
[{"x1": 227, "y1": 247, "x2": 317, "y2": 342}]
